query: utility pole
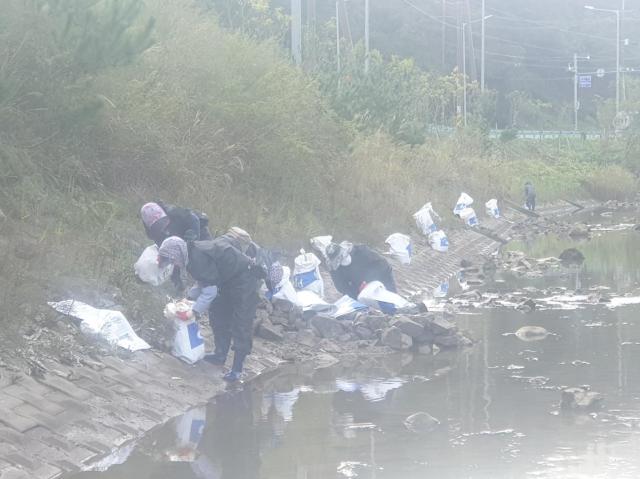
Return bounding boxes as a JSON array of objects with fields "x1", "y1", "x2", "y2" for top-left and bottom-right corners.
[
  {"x1": 291, "y1": 0, "x2": 302, "y2": 65},
  {"x1": 441, "y1": 0, "x2": 446, "y2": 69},
  {"x1": 364, "y1": 0, "x2": 370, "y2": 73},
  {"x1": 481, "y1": 0, "x2": 486, "y2": 91},
  {"x1": 336, "y1": 1, "x2": 341, "y2": 74},
  {"x1": 572, "y1": 53, "x2": 590, "y2": 130},
  {"x1": 463, "y1": 20, "x2": 467, "y2": 126},
  {"x1": 574, "y1": 53, "x2": 578, "y2": 131}
]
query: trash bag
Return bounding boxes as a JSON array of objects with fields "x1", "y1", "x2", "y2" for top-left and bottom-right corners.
[
  {"x1": 485, "y1": 199, "x2": 500, "y2": 218},
  {"x1": 433, "y1": 280, "x2": 449, "y2": 298},
  {"x1": 428, "y1": 230, "x2": 449, "y2": 253},
  {"x1": 453, "y1": 192, "x2": 474, "y2": 215},
  {"x1": 48, "y1": 300, "x2": 150, "y2": 351},
  {"x1": 165, "y1": 301, "x2": 205, "y2": 365},
  {"x1": 385, "y1": 233, "x2": 412, "y2": 265},
  {"x1": 296, "y1": 290, "x2": 337, "y2": 315},
  {"x1": 413, "y1": 202, "x2": 439, "y2": 235},
  {"x1": 293, "y1": 250, "x2": 325, "y2": 297},
  {"x1": 331, "y1": 295, "x2": 369, "y2": 319},
  {"x1": 460, "y1": 207, "x2": 479, "y2": 227},
  {"x1": 310, "y1": 235, "x2": 333, "y2": 260},
  {"x1": 357, "y1": 281, "x2": 415, "y2": 315},
  {"x1": 134, "y1": 244, "x2": 174, "y2": 286}
]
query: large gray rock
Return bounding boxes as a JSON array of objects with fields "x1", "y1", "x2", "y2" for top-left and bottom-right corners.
[
  {"x1": 427, "y1": 317, "x2": 457, "y2": 336},
  {"x1": 353, "y1": 324, "x2": 375, "y2": 340},
  {"x1": 311, "y1": 316, "x2": 345, "y2": 339},
  {"x1": 381, "y1": 326, "x2": 413, "y2": 350},
  {"x1": 514, "y1": 326, "x2": 549, "y2": 342},
  {"x1": 433, "y1": 332, "x2": 472, "y2": 348},
  {"x1": 392, "y1": 317, "x2": 425, "y2": 338},
  {"x1": 560, "y1": 387, "x2": 604, "y2": 411},
  {"x1": 355, "y1": 313, "x2": 388, "y2": 332},
  {"x1": 256, "y1": 321, "x2": 284, "y2": 342},
  {"x1": 404, "y1": 412, "x2": 440, "y2": 434}
]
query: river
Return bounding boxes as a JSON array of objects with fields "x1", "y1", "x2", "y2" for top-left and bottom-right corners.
[{"x1": 70, "y1": 210, "x2": 640, "y2": 479}]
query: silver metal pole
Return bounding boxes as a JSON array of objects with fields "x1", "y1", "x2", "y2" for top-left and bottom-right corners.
[
  {"x1": 574, "y1": 53, "x2": 578, "y2": 131},
  {"x1": 463, "y1": 22, "x2": 467, "y2": 126},
  {"x1": 364, "y1": 0, "x2": 370, "y2": 73},
  {"x1": 481, "y1": 0, "x2": 486, "y2": 92},
  {"x1": 336, "y1": 1, "x2": 341, "y2": 74},
  {"x1": 616, "y1": 9, "x2": 620, "y2": 115},
  {"x1": 291, "y1": 0, "x2": 302, "y2": 65}
]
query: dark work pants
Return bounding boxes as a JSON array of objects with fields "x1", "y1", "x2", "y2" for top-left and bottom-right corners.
[{"x1": 209, "y1": 272, "x2": 259, "y2": 372}]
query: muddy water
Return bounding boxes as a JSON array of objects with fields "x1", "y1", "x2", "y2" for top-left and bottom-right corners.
[{"x1": 71, "y1": 214, "x2": 640, "y2": 479}]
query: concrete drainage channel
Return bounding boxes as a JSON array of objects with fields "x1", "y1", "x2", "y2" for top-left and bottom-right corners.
[{"x1": 0, "y1": 202, "x2": 590, "y2": 478}]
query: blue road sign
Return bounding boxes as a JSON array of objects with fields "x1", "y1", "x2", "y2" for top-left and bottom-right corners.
[{"x1": 579, "y1": 75, "x2": 592, "y2": 88}]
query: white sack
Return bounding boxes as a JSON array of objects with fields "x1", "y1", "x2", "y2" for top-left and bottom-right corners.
[
  {"x1": 428, "y1": 230, "x2": 449, "y2": 253},
  {"x1": 165, "y1": 302, "x2": 205, "y2": 365},
  {"x1": 453, "y1": 192, "x2": 474, "y2": 215},
  {"x1": 485, "y1": 199, "x2": 500, "y2": 218},
  {"x1": 357, "y1": 281, "x2": 415, "y2": 315},
  {"x1": 413, "y1": 202, "x2": 439, "y2": 235},
  {"x1": 460, "y1": 207, "x2": 479, "y2": 227},
  {"x1": 293, "y1": 250, "x2": 325, "y2": 297},
  {"x1": 272, "y1": 266, "x2": 303, "y2": 306},
  {"x1": 385, "y1": 233, "x2": 412, "y2": 265},
  {"x1": 48, "y1": 300, "x2": 150, "y2": 351},
  {"x1": 134, "y1": 244, "x2": 174, "y2": 286}
]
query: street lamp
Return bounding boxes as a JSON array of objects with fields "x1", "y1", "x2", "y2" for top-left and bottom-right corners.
[
  {"x1": 584, "y1": 5, "x2": 620, "y2": 115},
  {"x1": 462, "y1": 15, "x2": 492, "y2": 126}
]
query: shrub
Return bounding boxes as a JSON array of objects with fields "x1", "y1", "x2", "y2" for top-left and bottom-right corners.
[{"x1": 583, "y1": 165, "x2": 638, "y2": 201}]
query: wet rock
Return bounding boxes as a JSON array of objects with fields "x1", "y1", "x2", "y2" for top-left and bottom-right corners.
[
  {"x1": 456, "y1": 290, "x2": 483, "y2": 301},
  {"x1": 514, "y1": 326, "x2": 550, "y2": 342},
  {"x1": 355, "y1": 313, "x2": 388, "y2": 333},
  {"x1": 427, "y1": 317, "x2": 457, "y2": 336},
  {"x1": 460, "y1": 259, "x2": 474, "y2": 268},
  {"x1": 256, "y1": 321, "x2": 284, "y2": 342},
  {"x1": 314, "y1": 353, "x2": 339, "y2": 369},
  {"x1": 381, "y1": 326, "x2": 413, "y2": 350},
  {"x1": 434, "y1": 332, "x2": 472, "y2": 348},
  {"x1": 294, "y1": 330, "x2": 317, "y2": 347},
  {"x1": 568, "y1": 224, "x2": 591, "y2": 238},
  {"x1": 404, "y1": 412, "x2": 440, "y2": 434},
  {"x1": 311, "y1": 316, "x2": 345, "y2": 339},
  {"x1": 413, "y1": 329, "x2": 436, "y2": 345},
  {"x1": 560, "y1": 387, "x2": 604, "y2": 411},
  {"x1": 318, "y1": 339, "x2": 343, "y2": 353},
  {"x1": 392, "y1": 317, "x2": 425, "y2": 338},
  {"x1": 559, "y1": 248, "x2": 585, "y2": 265},
  {"x1": 517, "y1": 298, "x2": 537, "y2": 313},
  {"x1": 417, "y1": 344, "x2": 432, "y2": 355},
  {"x1": 353, "y1": 324, "x2": 375, "y2": 340}
]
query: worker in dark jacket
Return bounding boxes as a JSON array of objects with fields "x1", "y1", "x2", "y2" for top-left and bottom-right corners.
[
  {"x1": 524, "y1": 181, "x2": 536, "y2": 212},
  {"x1": 140, "y1": 202, "x2": 212, "y2": 292},
  {"x1": 325, "y1": 242, "x2": 397, "y2": 300},
  {"x1": 158, "y1": 235, "x2": 264, "y2": 382},
  {"x1": 140, "y1": 201, "x2": 212, "y2": 246}
]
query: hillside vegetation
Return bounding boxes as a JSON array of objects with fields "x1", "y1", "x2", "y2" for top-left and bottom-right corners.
[{"x1": 0, "y1": 0, "x2": 638, "y2": 322}]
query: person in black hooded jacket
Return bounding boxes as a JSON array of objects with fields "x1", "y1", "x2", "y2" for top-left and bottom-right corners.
[
  {"x1": 325, "y1": 242, "x2": 397, "y2": 300},
  {"x1": 158, "y1": 235, "x2": 265, "y2": 382}
]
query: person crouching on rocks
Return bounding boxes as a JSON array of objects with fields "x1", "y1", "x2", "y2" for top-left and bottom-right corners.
[
  {"x1": 158, "y1": 235, "x2": 266, "y2": 382},
  {"x1": 325, "y1": 241, "x2": 397, "y2": 300}
]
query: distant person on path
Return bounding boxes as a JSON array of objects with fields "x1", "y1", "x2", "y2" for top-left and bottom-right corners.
[
  {"x1": 158, "y1": 234, "x2": 266, "y2": 382},
  {"x1": 524, "y1": 181, "x2": 536, "y2": 212},
  {"x1": 325, "y1": 242, "x2": 397, "y2": 300}
]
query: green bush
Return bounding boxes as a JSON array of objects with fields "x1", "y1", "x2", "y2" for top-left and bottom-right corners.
[{"x1": 583, "y1": 165, "x2": 638, "y2": 201}]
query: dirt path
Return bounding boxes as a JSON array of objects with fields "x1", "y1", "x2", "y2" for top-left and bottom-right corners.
[{"x1": 0, "y1": 202, "x2": 590, "y2": 478}]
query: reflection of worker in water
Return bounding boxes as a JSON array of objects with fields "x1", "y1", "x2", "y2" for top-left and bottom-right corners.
[{"x1": 200, "y1": 390, "x2": 261, "y2": 479}]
